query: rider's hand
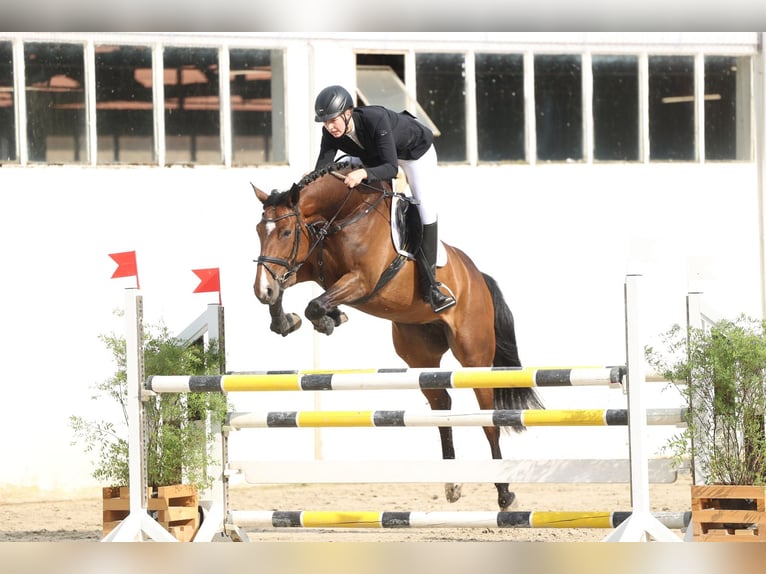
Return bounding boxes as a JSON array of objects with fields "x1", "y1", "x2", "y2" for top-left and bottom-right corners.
[{"x1": 344, "y1": 169, "x2": 368, "y2": 188}]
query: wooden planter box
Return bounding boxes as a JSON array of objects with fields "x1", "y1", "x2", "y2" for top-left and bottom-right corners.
[
  {"x1": 102, "y1": 484, "x2": 200, "y2": 542},
  {"x1": 691, "y1": 484, "x2": 766, "y2": 542}
]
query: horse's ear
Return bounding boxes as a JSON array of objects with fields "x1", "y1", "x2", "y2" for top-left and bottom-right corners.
[
  {"x1": 251, "y1": 183, "x2": 270, "y2": 204},
  {"x1": 288, "y1": 183, "x2": 301, "y2": 207}
]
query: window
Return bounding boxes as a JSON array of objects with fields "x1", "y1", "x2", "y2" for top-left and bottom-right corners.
[
  {"x1": 25, "y1": 42, "x2": 86, "y2": 163},
  {"x1": 0, "y1": 41, "x2": 15, "y2": 162},
  {"x1": 475, "y1": 53, "x2": 525, "y2": 162},
  {"x1": 535, "y1": 55, "x2": 582, "y2": 162},
  {"x1": 231, "y1": 48, "x2": 286, "y2": 165},
  {"x1": 649, "y1": 56, "x2": 695, "y2": 161},
  {"x1": 163, "y1": 46, "x2": 221, "y2": 165},
  {"x1": 96, "y1": 45, "x2": 154, "y2": 164},
  {"x1": 705, "y1": 56, "x2": 751, "y2": 161},
  {"x1": 355, "y1": 63, "x2": 440, "y2": 136},
  {"x1": 592, "y1": 55, "x2": 639, "y2": 161},
  {"x1": 416, "y1": 53, "x2": 466, "y2": 162}
]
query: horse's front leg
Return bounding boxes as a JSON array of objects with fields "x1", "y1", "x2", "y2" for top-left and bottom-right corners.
[
  {"x1": 304, "y1": 273, "x2": 366, "y2": 335},
  {"x1": 268, "y1": 291, "x2": 302, "y2": 337}
]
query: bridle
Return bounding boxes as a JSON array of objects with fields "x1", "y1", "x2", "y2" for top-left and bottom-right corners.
[
  {"x1": 255, "y1": 206, "x2": 305, "y2": 286},
  {"x1": 256, "y1": 172, "x2": 392, "y2": 288}
]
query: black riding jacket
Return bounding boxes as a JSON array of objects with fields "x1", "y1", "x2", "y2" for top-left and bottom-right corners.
[{"x1": 315, "y1": 105, "x2": 434, "y2": 183}]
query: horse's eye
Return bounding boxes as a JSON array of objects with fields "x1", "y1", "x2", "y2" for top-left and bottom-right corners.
[{"x1": 279, "y1": 228, "x2": 292, "y2": 239}]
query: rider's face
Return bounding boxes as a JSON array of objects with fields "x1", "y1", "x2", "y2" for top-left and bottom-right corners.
[{"x1": 323, "y1": 111, "x2": 349, "y2": 138}]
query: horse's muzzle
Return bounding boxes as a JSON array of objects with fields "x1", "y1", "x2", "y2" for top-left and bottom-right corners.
[{"x1": 254, "y1": 270, "x2": 280, "y2": 305}]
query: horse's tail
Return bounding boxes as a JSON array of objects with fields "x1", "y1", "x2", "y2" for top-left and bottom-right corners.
[{"x1": 482, "y1": 272, "x2": 545, "y2": 432}]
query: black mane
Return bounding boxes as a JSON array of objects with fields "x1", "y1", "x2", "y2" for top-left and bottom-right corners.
[{"x1": 262, "y1": 161, "x2": 352, "y2": 208}]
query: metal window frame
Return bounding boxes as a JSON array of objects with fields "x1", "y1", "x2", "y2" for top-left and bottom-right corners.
[{"x1": 12, "y1": 38, "x2": 25, "y2": 165}]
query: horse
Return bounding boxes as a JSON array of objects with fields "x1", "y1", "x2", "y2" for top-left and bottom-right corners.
[{"x1": 251, "y1": 160, "x2": 543, "y2": 510}]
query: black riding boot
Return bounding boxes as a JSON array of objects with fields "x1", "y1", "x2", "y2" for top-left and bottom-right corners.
[{"x1": 418, "y1": 222, "x2": 456, "y2": 313}]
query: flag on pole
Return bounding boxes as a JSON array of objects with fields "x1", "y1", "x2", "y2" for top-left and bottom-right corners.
[
  {"x1": 109, "y1": 250, "x2": 140, "y2": 289},
  {"x1": 192, "y1": 267, "x2": 222, "y2": 305}
]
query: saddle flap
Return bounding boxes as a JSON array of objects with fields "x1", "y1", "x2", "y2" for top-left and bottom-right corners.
[{"x1": 390, "y1": 194, "x2": 447, "y2": 267}]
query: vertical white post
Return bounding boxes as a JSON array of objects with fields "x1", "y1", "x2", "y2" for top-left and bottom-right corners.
[
  {"x1": 625, "y1": 275, "x2": 651, "y2": 515},
  {"x1": 101, "y1": 289, "x2": 177, "y2": 542},
  {"x1": 194, "y1": 304, "x2": 227, "y2": 541},
  {"x1": 126, "y1": 288, "x2": 147, "y2": 521},
  {"x1": 603, "y1": 275, "x2": 681, "y2": 542},
  {"x1": 756, "y1": 32, "x2": 766, "y2": 318}
]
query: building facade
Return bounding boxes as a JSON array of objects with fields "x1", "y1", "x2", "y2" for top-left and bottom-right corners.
[{"x1": 0, "y1": 32, "x2": 763, "y2": 498}]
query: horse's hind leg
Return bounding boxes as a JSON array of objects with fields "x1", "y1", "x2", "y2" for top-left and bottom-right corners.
[
  {"x1": 451, "y1": 316, "x2": 516, "y2": 509},
  {"x1": 391, "y1": 322, "x2": 461, "y2": 503}
]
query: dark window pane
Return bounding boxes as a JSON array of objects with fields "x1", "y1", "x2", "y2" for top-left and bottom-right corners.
[
  {"x1": 231, "y1": 48, "x2": 285, "y2": 165},
  {"x1": 705, "y1": 56, "x2": 751, "y2": 161},
  {"x1": 25, "y1": 42, "x2": 86, "y2": 163},
  {"x1": 475, "y1": 53, "x2": 524, "y2": 162},
  {"x1": 416, "y1": 53, "x2": 466, "y2": 162},
  {"x1": 649, "y1": 56, "x2": 695, "y2": 161},
  {"x1": 164, "y1": 47, "x2": 221, "y2": 165},
  {"x1": 0, "y1": 42, "x2": 15, "y2": 162},
  {"x1": 96, "y1": 45, "x2": 154, "y2": 164},
  {"x1": 592, "y1": 55, "x2": 639, "y2": 161},
  {"x1": 534, "y1": 55, "x2": 582, "y2": 162}
]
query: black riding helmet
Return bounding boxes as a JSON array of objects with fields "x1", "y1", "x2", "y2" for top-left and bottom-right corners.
[{"x1": 314, "y1": 85, "x2": 354, "y2": 122}]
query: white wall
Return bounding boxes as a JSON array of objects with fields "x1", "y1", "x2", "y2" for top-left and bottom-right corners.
[{"x1": 0, "y1": 160, "x2": 759, "y2": 500}]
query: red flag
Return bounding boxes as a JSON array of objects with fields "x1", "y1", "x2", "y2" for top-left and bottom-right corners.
[
  {"x1": 109, "y1": 251, "x2": 140, "y2": 289},
  {"x1": 192, "y1": 268, "x2": 221, "y2": 305}
]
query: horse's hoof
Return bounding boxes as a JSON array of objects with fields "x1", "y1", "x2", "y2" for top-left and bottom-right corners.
[
  {"x1": 334, "y1": 311, "x2": 348, "y2": 326},
  {"x1": 445, "y1": 483, "x2": 462, "y2": 503},
  {"x1": 284, "y1": 313, "x2": 302, "y2": 335},
  {"x1": 312, "y1": 316, "x2": 335, "y2": 336},
  {"x1": 498, "y1": 491, "x2": 517, "y2": 510},
  {"x1": 270, "y1": 313, "x2": 302, "y2": 337}
]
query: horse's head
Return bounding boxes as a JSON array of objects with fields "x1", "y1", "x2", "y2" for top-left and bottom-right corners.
[
  {"x1": 252, "y1": 163, "x2": 350, "y2": 304},
  {"x1": 252, "y1": 182, "x2": 306, "y2": 304},
  {"x1": 252, "y1": 161, "x2": 385, "y2": 306}
]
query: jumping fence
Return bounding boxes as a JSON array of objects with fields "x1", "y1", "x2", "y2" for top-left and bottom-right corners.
[{"x1": 104, "y1": 274, "x2": 700, "y2": 543}]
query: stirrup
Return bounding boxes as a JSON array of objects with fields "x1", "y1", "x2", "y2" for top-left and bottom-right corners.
[{"x1": 429, "y1": 283, "x2": 456, "y2": 313}]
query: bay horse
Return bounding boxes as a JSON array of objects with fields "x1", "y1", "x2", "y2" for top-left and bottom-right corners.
[{"x1": 252, "y1": 161, "x2": 543, "y2": 510}]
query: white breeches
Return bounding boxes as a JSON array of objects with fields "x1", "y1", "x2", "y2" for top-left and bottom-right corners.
[{"x1": 399, "y1": 145, "x2": 438, "y2": 225}]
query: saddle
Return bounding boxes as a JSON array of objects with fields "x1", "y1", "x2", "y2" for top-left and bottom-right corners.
[{"x1": 391, "y1": 193, "x2": 448, "y2": 268}]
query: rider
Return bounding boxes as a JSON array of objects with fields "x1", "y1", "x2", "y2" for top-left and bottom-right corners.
[{"x1": 313, "y1": 84, "x2": 456, "y2": 313}]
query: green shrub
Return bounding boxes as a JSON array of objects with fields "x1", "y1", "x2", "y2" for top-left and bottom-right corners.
[
  {"x1": 645, "y1": 315, "x2": 766, "y2": 485},
  {"x1": 70, "y1": 317, "x2": 228, "y2": 490}
]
